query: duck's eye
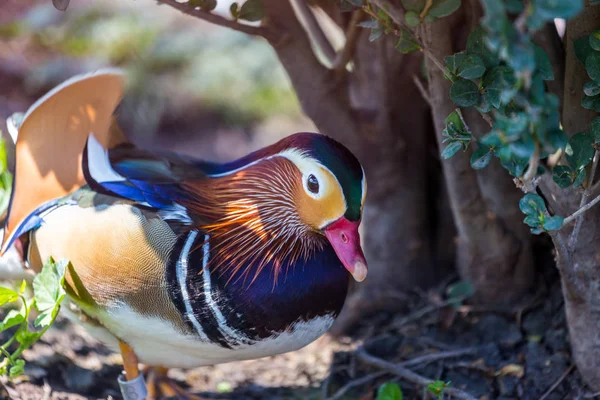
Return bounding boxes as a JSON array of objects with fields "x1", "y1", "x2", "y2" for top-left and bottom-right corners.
[{"x1": 307, "y1": 174, "x2": 319, "y2": 194}]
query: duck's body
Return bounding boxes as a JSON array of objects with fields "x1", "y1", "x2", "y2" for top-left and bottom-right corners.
[
  {"x1": 3, "y1": 69, "x2": 367, "y2": 398},
  {"x1": 29, "y1": 188, "x2": 347, "y2": 368}
]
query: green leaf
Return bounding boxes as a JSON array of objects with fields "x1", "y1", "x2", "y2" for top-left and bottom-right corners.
[
  {"x1": 480, "y1": 0, "x2": 506, "y2": 31},
  {"x1": 33, "y1": 258, "x2": 67, "y2": 328},
  {"x1": 591, "y1": 117, "x2": 600, "y2": 144},
  {"x1": 586, "y1": 52, "x2": 600, "y2": 82},
  {"x1": 0, "y1": 309, "x2": 25, "y2": 332},
  {"x1": 534, "y1": 45, "x2": 554, "y2": 80},
  {"x1": 482, "y1": 66, "x2": 514, "y2": 108},
  {"x1": 574, "y1": 168, "x2": 586, "y2": 187},
  {"x1": 582, "y1": 94, "x2": 600, "y2": 111},
  {"x1": 590, "y1": 31, "x2": 600, "y2": 51},
  {"x1": 188, "y1": 0, "x2": 217, "y2": 11},
  {"x1": 574, "y1": 36, "x2": 594, "y2": 65},
  {"x1": 0, "y1": 287, "x2": 19, "y2": 306},
  {"x1": 532, "y1": 0, "x2": 583, "y2": 20},
  {"x1": 524, "y1": 214, "x2": 541, "y2": 227},
  {"x1": 543, "y1": 216, "x2": 564, "y2": 231},
  {"x1": 566, "y1": 132, "x2": 594, "y2": 170},
  {"x1": 428, "y1": 0, "x2": 461, "y2": 18},
  {"x1": 450, "y1": 79, "x2": 480, "y2": 107},
  {"x1": 9, "y1": 359, "x2": 25, "y2": 377},
  {"x1": 238, "y1": 0, "x2": 264, "y2": 22},
  {"x1": 519, "y1": 193, "x2": 546, "y2": 216},
  {"x1": 394, "y1": 28, "x2": 420, "y2": 54},
  {"x1": 441, "y1": 141, "x2": 463, "y2": 159},
  {"x1": 446, "y1": 280, "x2": 474, "y2": 301},
  {"x1": 584, "y1": 81, "x2": 600, "y2": 97},
  {"x1": 401, "y1": 0, "x2": 426, "y2": 12},
  {"x1": 369, "y1": 27, "x2": 384, "y2": 42},
  {"x1": 467, "y1": 26, "x2": 499, "y2": 68},
  {"x1": 427, "y1": 381, "x2": 450, "y2": 399},
  {"x1": 445, "y1": 52, "x2": 466, "y2": 74},
  {"x1": 470, "y1": 146, "x2": 492, "y2": 169},
  {"x1": 404, "y1": 11, "x2": 420, "y2": 26},
  {"x1": 377, "y1": 382, "x2": 403, "y2": 400},
  {"x1": 505, "y1": 0, "x2": 524, "y2": 13},
  {"x1": 552, "y1": 165, "x2": 574, "y2": 188},
  {"x1": 457, "y1": 54, "x2": 486, "y2": 79},
  {"x1": 230, "y1": 2, "x2": 239, "y2": 18}
]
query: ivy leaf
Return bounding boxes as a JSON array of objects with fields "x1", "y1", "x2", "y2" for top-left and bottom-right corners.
[
  {"x1": 457, "y1": 54, "x2": 486, "y2": 79},
  {"x1": 427, "y1": 381, "x2": 450, "y2": 398},
  {"x1": 591, "y1": 117, "x2": 600, "y2": 144},
  {"x1": 591, "y1": 31, "x2": 600, "y2": 51},
  {"x1": 441, "y1": 141, "x2": 463, "y2": 159},
  {"x1": 574, "y1": 36, "x2": 593, "y2": 65},
  {"x1": 369, "y1": 27, "x2": 384, "y2": 42},
  {"x1": 445, "y1": 52, "x2": 466, "y2": 74},
  {"x1": 534, "y1": 45, "x2": 554, "y2": 80},
  {"x1": 470, "y1": 146, "x2": 492, "y2": 169},
  {"x1": 446, "y1": 280, "x2": 474, "y2": 307},
  {"x1": 230, "y1": 2, "x2": 239, "y2": 18},
  {"x1": 519, "y1": 193, "x2": 546, "y2": 216},
  {"x1": 480, "y1": 0, "x2": 505, "y2": 31},
  {"x1": 377, "y1": 382, "x2": 403, "y2": 400},
  {"x1": 401, "y1": 0, "x2": 426, "y2": 12},
  {"x1": 584, "y1": 81, "x2": 600, "y2": 97},
  {"x1": 450, "y1": 79, "x2": 480, "y2": 107},
  {"x1": 467, "y1": 26, "x2": 499, "y2": 68},
  {"x1": 586, "y1": 52, "x2": 600, "y2": 82},
  {"x1": 574, "y1": 168, "x2": 586, "y2": 187},
  {"x1": 405, "y1": 11, "x2": 420, "y2": 26},
  {"x1": 238, "y1": 0, "x2": 264, "y2": 22},
  {"x1": 552, "y1": 165, "x2": 574, "y2": 188},
  {"x1": 566, "y1": 132, "x2": 594, "y2": 171},
  {"x1": 543, "y1": 216, "x2": 564, "y2": 231},
  {"x1": 524, "y1": 215, "x2": 541, "y2": 227},
  {"x1": 428, "y1": 0, "x2": 461, "y2": 18},
  {"x1": 482, "y1": 66, "x2": 513, "y2": 108},
  {"x1": 532, "y1": 0, "x2": 583, "y2": 20},
  {"x1": 505, "y1": 0, "x2": 524, "y2": 13},
  {"x1": 582, "y1": 94, "x2": 600, "y2": 112},
  {"x1": 394, "y1": 28, "x2": 420, "y2": 53}
]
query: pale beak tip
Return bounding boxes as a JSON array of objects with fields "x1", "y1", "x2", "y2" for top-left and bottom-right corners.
[{"x1": 351, "y1": 260, "x2": 368, "y2": 282}]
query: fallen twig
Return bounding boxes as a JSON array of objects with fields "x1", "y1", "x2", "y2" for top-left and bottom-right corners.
[
  {"x1": 538, "y1": 364, "x2": 574, "y2": 400},
  {"x1": 357, "y1": 347, "x2": 478, "y2": 400},
  {"x1": 325, "y1": 371, "x2": 388, "y2": 400},
  {"x1": 399, "y1": 347, "x2": 479, "y2": 368}
]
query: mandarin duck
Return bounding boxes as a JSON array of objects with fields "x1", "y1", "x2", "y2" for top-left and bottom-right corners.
[{"x1": 1, "y1": 69, "x2": 368, "y2": 399}]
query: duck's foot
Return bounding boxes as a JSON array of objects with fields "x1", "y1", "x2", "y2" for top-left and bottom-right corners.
[{"x1": 145, "y1": 366, "x2": 205, "y2": 400}]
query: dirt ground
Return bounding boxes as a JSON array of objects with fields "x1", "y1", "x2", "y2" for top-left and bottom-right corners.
[{"x1": 1, "y1": 258, "x2": 598, "y2": 400}]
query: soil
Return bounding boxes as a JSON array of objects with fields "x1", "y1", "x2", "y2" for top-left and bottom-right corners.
[{"x1": 0, "y1": 260, "x2": 596, "y2": 400}]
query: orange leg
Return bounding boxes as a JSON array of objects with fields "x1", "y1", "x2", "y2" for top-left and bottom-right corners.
[
  {"x1": 144, "y1": 366, "x2": 206, "y2": 400},
  {"x1": 118, "y1": 341, "x2": 148, "y2": 400}
]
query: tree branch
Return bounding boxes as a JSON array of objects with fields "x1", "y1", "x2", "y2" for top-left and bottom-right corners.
[
  {"x1": 332, "y1": 10, "x2": 363, "y2": 71},
  {"x1": 412, "y1": 75, "x2": 433, "y2": 108},
  {"x1": 569, "y1": 150, "x2": 600, "y2": 248},
  {"x1": 563, "y1": 190, "x2": 600, "y2": 227},
  {"x1": 291, "y1": 0, "x2": 337, "y2": 65},
  {"x1": 156, "y1": 0, "x2": 271, "y2": 38},
  {"x1": 357, "y1": 348, "x2": 478, "y2": 400}
]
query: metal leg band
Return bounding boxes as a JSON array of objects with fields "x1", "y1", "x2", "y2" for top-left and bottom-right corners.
[{"x1": 118, "y1": 373, "x2": 148, "y2": 400}]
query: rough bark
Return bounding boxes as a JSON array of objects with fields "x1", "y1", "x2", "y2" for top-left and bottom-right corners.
[
  {"x1": 263, "y1": 0, "x2": 448, "y2": 332},
  {"x1": 422, "y1": 11, "x2": 534, "y2": 304},
  {"x1": 551, "y1": 1, "x2": 600, "y2": 390}
]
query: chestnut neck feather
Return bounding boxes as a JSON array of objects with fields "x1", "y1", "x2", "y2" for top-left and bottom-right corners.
[{"x1": 182, "y1": 157, "x2": 326, "y2": 284}]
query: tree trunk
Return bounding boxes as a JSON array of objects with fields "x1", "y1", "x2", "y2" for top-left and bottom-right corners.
[
  {"x1": 550, "y1": 1, "x2": 600, "y2": 390},
  {"x1": 263, "y1": 0, "x2": 451, "y2": 331},
  {"x1": 422, "y1": 9, "x2": 534, "y2": 303}
]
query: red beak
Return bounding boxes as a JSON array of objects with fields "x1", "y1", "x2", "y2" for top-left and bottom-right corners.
[{"x1": 323, "y1": 217, "x2": 368, "y2": 282}]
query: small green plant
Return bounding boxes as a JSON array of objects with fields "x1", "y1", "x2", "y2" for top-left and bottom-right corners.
[
  {"x1": 0, "y1": 257, "x2": 68, "y2": 377},
  {"x1": 427, "y1": 380, "x2": 450, "y2": 399},
  {"x1": 377, "y1": 381, "x2": 403, "y2": 400}
]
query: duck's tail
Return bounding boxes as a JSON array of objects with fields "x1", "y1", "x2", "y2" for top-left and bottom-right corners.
[{"x1": 0, "y1": 69, "x2": 128, "y2": 257}]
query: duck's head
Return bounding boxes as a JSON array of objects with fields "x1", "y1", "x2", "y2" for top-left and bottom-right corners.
[{"x1": 197, "y1": 133, "x2": 368, "y2": 283}]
